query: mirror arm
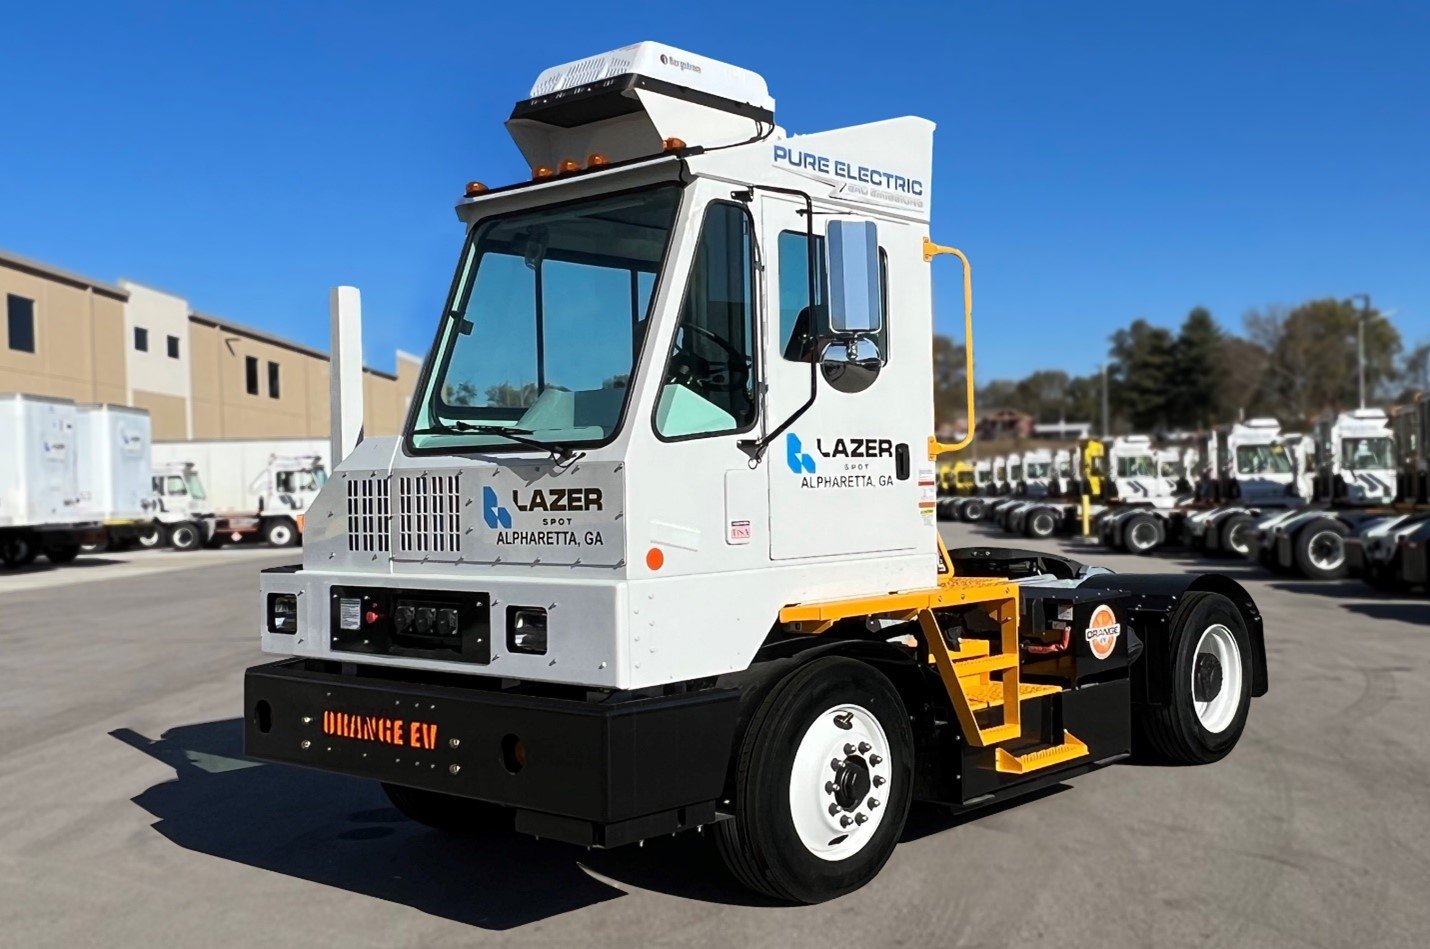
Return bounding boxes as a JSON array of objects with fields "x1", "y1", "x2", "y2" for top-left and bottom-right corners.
[
  {"x1": 739, "y1": 185, "x2": 820, "y2": 463},
  {"x1": 924, "y1": 237, "x2": 976, "y2": 460}
]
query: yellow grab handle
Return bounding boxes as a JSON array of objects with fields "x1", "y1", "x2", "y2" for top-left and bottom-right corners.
[{"x1": 924, "y1": 237, "x2": 975, "y2": 458}]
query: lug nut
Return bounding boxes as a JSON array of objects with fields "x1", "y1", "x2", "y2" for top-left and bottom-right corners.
[
  {"x1": 829, "y1": 803, "x2": 840, "y2": 816},
  {"x1": 870, "y1": 754, "x2": 883, "y2": 765},
  {"x1": 844, "y1": 743, "x2": 857, "y2": 755},
  {"x1": 873, "y1": 776, "x2": 886, "y2": 787},
  {"x1": 868, "y1": 798, "x2": 880, "y2": 809},
  {"x1": 825, "y1": 781, "x2": 836, "y2": 794},
  {"x1": 831, "y1": 758, "x2": 845, "y2": 771},
  {"x1": 858, "y1": 742, "x2": 871, "y2": 754},
  {"x1": 855, "y1": 813, "x2": 869, "y2": 825},
  {"x1": 840, "y1": 815, "x2": 852, "y2": 828}
]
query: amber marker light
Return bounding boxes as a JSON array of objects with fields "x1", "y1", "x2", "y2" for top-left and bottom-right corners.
[
  {"x1": 464, "y1": 181, "x2": 488, "y2": 197},
  {"x1": 661, "y1": 137, "x2": 687, "y2": 152},
  {"x1": 532, "y1": 166, "x2": 555, "y2": 180},
  {"x1": 585, "y1": 153, "x2": 609, "y2": 169},
  {"x1": 557, "y1": 158, "x2": 581, "y2": 174}
]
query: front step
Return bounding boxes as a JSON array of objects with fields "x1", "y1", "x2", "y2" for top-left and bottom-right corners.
[{"x1": 994, "y1": 731, "x2": 1089, "y2": 774}]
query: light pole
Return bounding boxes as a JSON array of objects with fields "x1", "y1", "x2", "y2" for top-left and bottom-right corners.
[
  {"x1": 1100, "y1": 362, "x2": 1110, "y2": 438},
  {"x1": 1350, "y1": 293, "x2": 1371, "y2": 409}
]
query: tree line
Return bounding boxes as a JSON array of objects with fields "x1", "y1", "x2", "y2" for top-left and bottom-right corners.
[{"x1": 934, "y1": 298, "x2": 1428, "y2": 434}]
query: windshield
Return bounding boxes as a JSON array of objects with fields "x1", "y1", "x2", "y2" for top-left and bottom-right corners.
[
  {"x1": 1116, "y1": 455, "x2": 1155, "y2": 478},
  {"x1": 277, "y1": 468, "x2": 325, "y2": 493},
  {"x1": 1025, "y1": 462, "x2": 1051, "y2": 479},
  {"x1": 184, "y1": 472, "x2": 207, "y2": 501},
  {"x1": 1236, "y1": 444, "x2": 1292, "y2": 475},
  {"x1": 1159, "y1": 460, "x2": 1179, "y2": 477},
  {"x1": 411, "y1": 185, "x2": 681, "y2": 452},
  {"x1": 1342, "y1": 436, "x2": 1394, "y2": 470}
]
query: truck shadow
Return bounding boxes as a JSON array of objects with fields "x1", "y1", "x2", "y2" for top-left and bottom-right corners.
[
  {"x1": 113, "y1": 719, "x2": 632, "y2": 929},
  {"x1": 112, "y1": 719, "x2": 1059, "y2": 922}
]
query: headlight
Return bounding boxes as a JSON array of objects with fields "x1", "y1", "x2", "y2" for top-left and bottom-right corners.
[
  {"x1": 507, "y1": 606, "x2": 548, "y2": 654},
  {"x1": 267, "y1": 593, "x2": 298, "y2": 634}
]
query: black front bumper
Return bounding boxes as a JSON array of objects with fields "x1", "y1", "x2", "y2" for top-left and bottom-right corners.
[{"x1": 245, "y1": 659, "x2": 739, "y2": 848}]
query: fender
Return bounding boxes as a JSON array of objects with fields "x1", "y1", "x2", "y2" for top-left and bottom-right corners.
[{"x1": 1078, "y1": 572, "x2": 1267, "y2": 699}]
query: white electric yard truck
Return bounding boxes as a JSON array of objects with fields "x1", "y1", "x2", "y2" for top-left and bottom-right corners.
[
  {"x1": 0, "y1": 394, "x2": 108, "y2": 567},
  {"x1": 74, "y1": 403, "x2": 156, "y2": 552},
  {"x1": 1174, "y1": 420, "x2": 1306, "y2": 557},
  {"x1": 1249, "y1": 409, "x2": 1404, "y2": 580},
  {"x1": 152, "y1": 438, "x2": 328, "y2": 547},
  {"x1": 144, "y1": 462, "x2": 217, "y2": 550},
  {"x1": 243, "y1": 43, "x2": 1267, "y2": 903}
]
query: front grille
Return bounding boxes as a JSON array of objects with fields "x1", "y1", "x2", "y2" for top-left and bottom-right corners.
[
  {"x1": 346, "y1": 477, "x2": 391, "y2": 553},
  {"x1": 397, "y1": 472, "x2": 462, "y2": 556}
]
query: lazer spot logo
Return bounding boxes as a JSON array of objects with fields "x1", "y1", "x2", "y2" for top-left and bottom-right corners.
[
  {"x1": 1085, "y1": 604, "x2": 1122, "y2": 661},
  {"x1": 786, "y1": 433, "x2": 816, "y2": 474},
  {"x1": 482, "y1": 485, "x2": 512, "y2": 530}
]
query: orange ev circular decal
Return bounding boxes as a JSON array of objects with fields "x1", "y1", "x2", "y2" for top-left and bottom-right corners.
[{"x1": 1085, "y1": 604, "x2": 1121, "y2": 660}]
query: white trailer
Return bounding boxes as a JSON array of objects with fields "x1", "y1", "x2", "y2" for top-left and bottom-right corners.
[
  {"x1": 242, "y1": 43, "x2": 1266, "y2": 903},
  {"x1": 74, "y1": 403, "x2": 156, "y2": 551},
  {"x1": 151, "y1": 438, "x2": 328, "y2": 547},
  {"x1": 0, "y1": 394, "x2": 107, "y2": 566}
]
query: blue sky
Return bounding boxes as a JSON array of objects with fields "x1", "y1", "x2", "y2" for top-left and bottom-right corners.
[{"x1": 2, "y1": 1, "x2": 1426, "y2": 381}]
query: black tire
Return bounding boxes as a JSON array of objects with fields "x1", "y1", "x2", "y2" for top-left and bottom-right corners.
[
  {"x1": 44, "y1": 543, "x2": 81, "y2": 565},
  {"x1": 2, "y1": 535, "x2": 39, "y2": 568},
  {"x1": 1220, "y1": 514, "x2": 1255, "y2": 558},
  {"x1": 961, "y1": 499, "x2": 987, "y2": 522},
  {"x1": 204, "y1": 532, "x2": 227, "y2": 549},
  {"x1": 1136, "y1": 592, "x2": 1253, "y2": 764},
  {"x1": 1026, "y1": 508, "x2": 1058, "y2": 539},
  {"x1": 715, "y1": 657, "x2": 914, "y2": 904},
  {"x1": 168, "y1": 521, "x2": 203, "y2": 552},
  {"x1": 263, "y1": 517, "x2": 299, "y2": 547},
  {"x1": 381, "y1": 783, "x2": 512, "y2": 834},
  {"x1": 137, "y1": 523, "x2": 167, "y2": 549},
  {"x1": 1123, "y1": 514, "x2": 1163, "y2": 555},
  {"x1": 1293, "y1": 520, "x2": 1349, "y2": 580}
]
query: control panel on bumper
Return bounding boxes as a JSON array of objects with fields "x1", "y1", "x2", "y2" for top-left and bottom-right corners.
[{"x1": 244, "y1": 659, "x2": 740, "y2": 848}]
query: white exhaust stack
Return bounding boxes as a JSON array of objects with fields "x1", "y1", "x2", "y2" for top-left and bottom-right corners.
[{"x1": 329, "y1": 286, "x2": 364, "y2": 466}]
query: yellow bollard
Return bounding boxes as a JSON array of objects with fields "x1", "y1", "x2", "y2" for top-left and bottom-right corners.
[{"x1": 1081, "y1": 496, "x2": 1091, "y2": 537}]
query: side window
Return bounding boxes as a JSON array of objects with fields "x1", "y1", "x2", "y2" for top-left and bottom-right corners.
[
  {"x1": 655, "y1": 202, "x2": 757, "y2": 439},
  {"x1": 777, "y1": 231, "x2": 889, "y2": 363},
  {"x1": 166, "y1": 476, "x2": 186, "y2": 496}
]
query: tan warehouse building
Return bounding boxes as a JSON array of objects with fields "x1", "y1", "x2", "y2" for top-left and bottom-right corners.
[{"x1": 0, "y1": 248, "x2": 421, "y2": 440}]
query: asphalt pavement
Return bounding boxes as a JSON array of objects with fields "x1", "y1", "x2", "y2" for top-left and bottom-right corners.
[{"x1": 1, "y1": 524, "x2": 1427, "y2": 948}]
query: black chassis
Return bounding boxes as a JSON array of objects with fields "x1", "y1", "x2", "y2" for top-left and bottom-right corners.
[{"x1": 243, "y1": 547, "x2": 1266, "y2": 849}]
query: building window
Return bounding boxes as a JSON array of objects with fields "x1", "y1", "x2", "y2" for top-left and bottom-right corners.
[
  {"x1": 6, "y1": 294, "x2": 35, "y2": 353},
  {"x1": 134, "y1": 326, "x2": 149, "y2": 351},
  {"x1": 245, "y1": 355, "x2": 259, "y2": 395},
  {"x1": 267, "y1": 361, "x2": 280, "y2": 399},
  {"x1": 167, "y1": 335, "x2": 180, "y2": 359}
]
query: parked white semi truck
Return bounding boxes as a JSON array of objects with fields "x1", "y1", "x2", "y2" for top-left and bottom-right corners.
[
  {"x1": 143, "y1": 461, "x2": 216, "y2": 550},
  {"x1": 0, "y1": 394, "x2": 108, "y2": 566},
  {"x1": 242, "y1": 43, "x2": 1267, "y2": 903},
  {"x1": 151, "y1": 439, "x2": 328, "y2": 547}
]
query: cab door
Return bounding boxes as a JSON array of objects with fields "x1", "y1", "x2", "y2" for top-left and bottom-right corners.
[{"x1": 757, "y1": 195, "x2": 922, "y2": 560}]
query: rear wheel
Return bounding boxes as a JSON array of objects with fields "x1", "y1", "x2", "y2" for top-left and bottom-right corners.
[
  {"x1": 2, "y1": 535, "x2": 39, "y2": 567},
  {"x1": 1123, "y1": 514, "x2": 1162, "y2": 555},
  {"x1": 1137, "y1": 592, "x2": 1252, "y2": 763},
  {"x1": 382, "y1": 783, "x2": 511, "y2": 834},
  {"x1": 44, "y1": 543, "x2": 81, "y2": 564},
  {"x1": 1294, "y1": 521, "x2": 1348, "y2": 580},
  {"x1": 961, "y1": 499, "x2": 987, "y2": 522},
  {"x1": 1026, "y1": 508, "x2": 1058, "y2": 539},
  {"x1": 168, "y1": 521, "x2": 202, "y2": 551},
  {"x1": 716, "y1": 657, "x2": 913, "y2": 904}
]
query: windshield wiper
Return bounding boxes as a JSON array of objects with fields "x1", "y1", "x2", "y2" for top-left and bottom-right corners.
[{"x1": 412, "y1": 420, "x2": 584, "y2": 464}]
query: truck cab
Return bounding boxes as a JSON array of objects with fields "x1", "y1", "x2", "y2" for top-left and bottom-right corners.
[{"x1": 147, "y1": 462, "x2": 216, "y2": 550}]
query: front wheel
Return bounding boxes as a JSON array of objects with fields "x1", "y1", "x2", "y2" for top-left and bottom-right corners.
[
  {"x1": 1136, "y1": 591, "x2": 1252, "y2": 763},
  {"x1": 1026, "y1": 508, "x2": 1058, "y2": 539},
  {"x1": 961, "y1": 498, "x2": 987, "y2": 523},
  {"x1": 1220, "y1": 515, "x2": 1255, "y2": 558},
  {"x1": 1123, "y1": 514, "x2": 1163, "y2": 555},
  {"x1": 716, "y1": 657, "x2": 913, "y2": 904},
  {"x1": 263, "y1": 517, "x2": 298, "y2": 548},
  {"x1": 1294, "y1": 521, "x2": 1348, "y2": 580},
  {"x1": 168, "y1": 521, "x2": 203, "y2": 551}
]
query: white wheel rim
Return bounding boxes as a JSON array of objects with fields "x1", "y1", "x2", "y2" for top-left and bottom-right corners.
[
  {"x1": 1192, "y1": 624, "x2": 1243, "y2": 733},
  {"x1": 1034, "y1": 513, "x2": 1053, "y2": 535},
  {"x1": 1131, "y1": 522, "x2": 1157, "y2": 550},
  {"x1": 1227, "y1": 523, "x2": 1248, "y2": 554},
  {"x1": 270, "y1": 526, "x2": 292, "y2": 545},
  {"x1": 173, "y1": 527, "x2": 196, "y2": 547},
  {"x1": 788, "y1": 703, "x2": 892, "y2": 862},
  {"x1": 1308, "y1": 531, "x2": 1344, "y2": 571},
  {"x1": 139, "y1": 530, "x2": 160, "y2": 548}
]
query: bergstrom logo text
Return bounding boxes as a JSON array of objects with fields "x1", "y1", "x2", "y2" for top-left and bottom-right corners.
[{"x1": 659, "y1": 53, "x2": 702, "y2": 73}]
